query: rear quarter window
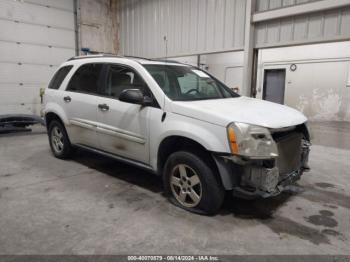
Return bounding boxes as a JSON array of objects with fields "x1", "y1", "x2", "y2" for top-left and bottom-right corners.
[
  {"x1": 48, "y1": 66, "x2": 73, "y2": 90},
  {"x1": 66, "y1": 63, "x2": 103, "y2": 94}
]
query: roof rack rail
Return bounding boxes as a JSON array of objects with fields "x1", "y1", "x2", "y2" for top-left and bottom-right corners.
[
  {"x1": 153, "y1": 59, "x2": 183, "y2": 64},
  {"x1": 67, "y1": 54, "x2": 124, "y2": 61},
  {"x1": 123, "y1": 55, "x2": 154, "y2": 61},
  {"x1": 124, "y1": 56, "x2": 184, "y2": 64},
  {"x1": 67, "y1": 54, "x2": 187, "y2": 65}
]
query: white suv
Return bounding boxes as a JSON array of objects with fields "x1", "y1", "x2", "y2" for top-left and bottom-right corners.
[{"x1": 44, "y1": 55, "x2": 310, "y2": 215}]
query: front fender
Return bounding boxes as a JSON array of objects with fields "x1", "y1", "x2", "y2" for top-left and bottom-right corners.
[{"x1": 149, "y1": 112, "x2": 230, "y2": 170}]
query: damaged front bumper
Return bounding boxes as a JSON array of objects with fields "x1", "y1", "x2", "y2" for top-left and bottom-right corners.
[
  {"x1": 232, "y1": 167, "x2": 305, "y2": 199},
  {"x1": 215, "y1": 138, "x2": 311, "y2": 199}
]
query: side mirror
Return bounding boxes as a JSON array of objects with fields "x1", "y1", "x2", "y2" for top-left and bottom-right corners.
[{"x1": 119, "y1": 89, "x2": 153, "y2": 106}]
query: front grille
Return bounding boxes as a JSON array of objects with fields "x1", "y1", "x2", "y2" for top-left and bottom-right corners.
[{"x1": 273, "y1": 131, "x2": 302, "y2": 176}]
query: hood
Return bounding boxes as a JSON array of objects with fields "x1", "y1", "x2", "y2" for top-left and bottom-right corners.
[{"x1": 171, "y1": 96, "x2": 307, "y2": 129}]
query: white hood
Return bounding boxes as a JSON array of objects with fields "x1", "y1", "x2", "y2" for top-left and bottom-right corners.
[{"x1": 171, "y1": 96, "x2": 307, "y2": 129}]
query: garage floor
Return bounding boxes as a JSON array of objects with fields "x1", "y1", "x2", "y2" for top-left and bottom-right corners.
[{"x1": 1, "y1": 123, "x2": 350, "y2": 255}]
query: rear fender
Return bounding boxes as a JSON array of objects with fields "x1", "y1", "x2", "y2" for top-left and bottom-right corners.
[{"x1": 44, "y1": 102, "x2": 69, "y2": 125}]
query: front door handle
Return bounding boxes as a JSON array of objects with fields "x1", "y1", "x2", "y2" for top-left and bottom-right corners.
[
  {"x1": 98, "y1": 103, "x2": 109, "y2": 111},
  {"x1": 63, "y1": 96, "x2": 71, "y2": 103}
]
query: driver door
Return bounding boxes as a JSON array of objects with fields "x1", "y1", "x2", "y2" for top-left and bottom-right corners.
[{"x1": 95, "y1": 64, "x2": 152, "y2": 164}]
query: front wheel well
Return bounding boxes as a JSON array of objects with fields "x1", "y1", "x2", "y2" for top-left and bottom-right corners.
[{"x1": 157, "y1": 136, "x2": 221, "y2": 183}]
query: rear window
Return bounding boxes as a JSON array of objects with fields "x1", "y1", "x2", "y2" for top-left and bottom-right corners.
[{"x1": 48, "y1": 66, "x2": 73, "y2": 90}]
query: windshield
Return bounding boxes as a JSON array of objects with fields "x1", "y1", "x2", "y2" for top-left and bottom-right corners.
[{"x1": 143, "y1": 64, "x2": 239, "y2": 101}]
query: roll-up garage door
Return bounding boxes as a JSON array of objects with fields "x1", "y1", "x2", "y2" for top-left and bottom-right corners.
[{"x1": 0, "y1": 0, "x2": 76, "y2": 115}]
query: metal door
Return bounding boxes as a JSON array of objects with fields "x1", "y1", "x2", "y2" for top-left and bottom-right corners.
[
  {"x1": 0, "y1": 0, "x2": 76, "y2": 115},
  {"x1": 263, "y1": 69, "x2": 286, "y2": 104}
]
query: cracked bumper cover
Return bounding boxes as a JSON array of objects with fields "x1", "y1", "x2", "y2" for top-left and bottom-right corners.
[
  {"x1": 232, "y1": 168, "x2": 305, "y2": 199},
  {"x1": 213, "y1": 139, "x2": 311, "y2": 199}
]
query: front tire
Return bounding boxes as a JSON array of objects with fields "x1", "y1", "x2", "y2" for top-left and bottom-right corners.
[
  {"x1": 48, "y1": 120, "x2": 72, "y2": 159},
  {"x1": 163, "y1": 151, "x2": 225, "y2": 215}
]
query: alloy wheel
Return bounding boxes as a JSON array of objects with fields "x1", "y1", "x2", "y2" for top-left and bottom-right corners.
[
  {"x1": 51, "y1": 126, "x2": 64, "y2": 154},
  {"x1": 170, "y1": 164, "x2": 202, "y2": 208}
]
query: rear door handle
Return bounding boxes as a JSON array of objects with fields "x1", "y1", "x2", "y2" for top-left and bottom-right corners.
[
  {"x1": 98, "y1": 103, "x2": 109, "y2": 111},
  {"x1": 63, "y1": 96, "x2": 71, "y2": 103}
]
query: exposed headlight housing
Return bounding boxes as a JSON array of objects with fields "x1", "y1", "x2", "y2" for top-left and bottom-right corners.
[{"x1": 227, "y1": 122, "x2": 278, "y2": 159}]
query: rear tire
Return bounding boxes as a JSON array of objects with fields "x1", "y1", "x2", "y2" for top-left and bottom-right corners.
[
  {"x1": 48, "y1": 120, "x2": 72, "y2": 159},
  {"x1": 163, "y1": 151, "x2": 225, "y2": 215}
]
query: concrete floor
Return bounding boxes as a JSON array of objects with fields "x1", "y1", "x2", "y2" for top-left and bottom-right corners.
[{"x1": 0, "y1": 123, "x2": 350, "y2": 255}]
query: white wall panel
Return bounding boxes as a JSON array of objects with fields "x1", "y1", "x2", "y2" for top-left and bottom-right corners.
[
  {"x1": 0, "y1": 84, "x2": 43, "y2": 106},
  {"x1": 293, "y1": 17, "x2": 308, "y2": 41},
  {"x1": 0, "y1": 20, "x2": 75, "y2": 49},
  {"x1": 0, "y1": 64, "x2": 57, "y2": 84},
  {"x1": 341, "y1": 9, "x2": 350, "y2": 36},
  {"x1": 119, "y1": 0, "x2": 247, "y2": 58},
  {"x1": 200, "y1": 51, "x2": 245, "y2": 93},
  {"x1": 256, "y1": 42, "x2": 350, "y2": 121},
  {"x1": 256, "y1": 0, "x2": 322, "y2": 12},
  {"x1": 0, "y1": 0, "x2": 74, "y2": 30},
  {"x1": 255, "y1": 6, "x2": 350, "y2": 48},
  {"x1": 189, "y1": 0, "x2": 199, "y2": 52},
  {"x1": 225, "y1": 67, "x2": 243, "y2": 93},
  {"x1": 171, "y1": 52, "x2": 245, "y2": 93},
  {"x1": 170, "y1": 55, "x2": 199, "y2": 67},
  {"x1": 233, "y1": 0, "x2": 246, "y2": 48},
  {"x1": 196, "y1": 0, "x2": 207, "y2": 52},
  {"x1": 0, "y1": 84, "x2": 43, "y2": 115},
  {"x1": 0, "y1": 42, "x2": 73, "y2": 66},
  {"x1": 308, "y1": 13, "x2": 323, "y2": 38},
  {"x1": 25, "y1": 0, "x2": 74, "y2": 11},
  {"x1": 0, "y1": 0, "x2": 75, "y2": 115}
]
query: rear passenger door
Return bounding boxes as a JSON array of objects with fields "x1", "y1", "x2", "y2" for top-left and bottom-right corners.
[
  {"x1": 62, "y1": 63, "x2": 105, "y2": 148},
  {"x1": 95, "y1": 64, "x2": 153, "y2": 164}
]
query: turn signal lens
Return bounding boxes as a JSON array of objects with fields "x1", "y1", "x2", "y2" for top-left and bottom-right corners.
[{"x1": 227, "y1": 127, "x2": 238, "y2": 154}]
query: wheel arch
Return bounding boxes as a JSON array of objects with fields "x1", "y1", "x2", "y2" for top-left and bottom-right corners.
[
  {"x1": 45, "y1": 111, "x2": 73, "y2": 159},
  {"x1": 45, "y1": 111, "x2": 65, "y2": 130},
  {"x1": 157, "y1": 135, "x2": 228, "y2": 187},
  {"x1": 44, "y1": 101, "x2": 69, "y2": 129}
]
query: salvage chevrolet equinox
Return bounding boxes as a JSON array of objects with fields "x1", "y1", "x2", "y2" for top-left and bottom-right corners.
[{"x1": 44, "y1": 55, "x2": 311, "y2": 215}]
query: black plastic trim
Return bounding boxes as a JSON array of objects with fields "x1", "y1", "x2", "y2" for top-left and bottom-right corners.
[{"x1": 74, "y1": 144, "x2": 156, "y2": 174}]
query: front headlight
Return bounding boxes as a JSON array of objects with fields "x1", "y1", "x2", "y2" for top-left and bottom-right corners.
[{"x1": 227, "y1": 122, "x2": 278, "y2": 159}]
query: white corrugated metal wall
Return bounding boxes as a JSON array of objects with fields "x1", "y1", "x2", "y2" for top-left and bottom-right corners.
[
  {"x1": 254, "y1": 0, "x2": 350, "y2": 121},
  {"x1": 118, "y1": 0, "x2": 350, "y2": 63},
  {"x1": 256, "y1": 0, "x2": 323, "y2": 12},
  {"x1": 255, "y1": 4, "x2": 350, "y2": 48},
  {"x1": 117, "y1": 0, "x2": 350, "y2": 121},
  {"x1": 0, "y1": 0, "x2": 76, "y2": 115},
  {"x1": 118, "y1": 0, "x2": 247, "y2": 58},
  {"x1": 119, "y1": 0, "x2": 350, "y2": 56}
]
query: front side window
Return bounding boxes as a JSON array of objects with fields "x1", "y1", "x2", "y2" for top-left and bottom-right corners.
[
  {"x1": 48, "y1": 65, "x2": 73, "y2": 90},
  {"x1": 66, "y1": 63, "x2": 103, "y2": 94},
  {"x1": 101, "y1": 65, "x2": 148, "y2": 99},
  {"x1": 143, "y1": 64, "x2": 238, "y2": 101}
]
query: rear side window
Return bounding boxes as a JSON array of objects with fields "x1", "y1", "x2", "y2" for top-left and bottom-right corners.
[
  {"x1": 66, "y1": 63, "x2": 103, "y2": 94},
  {"x1": 48, "y1": 66, "x2": 73, "y2": 90}
]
